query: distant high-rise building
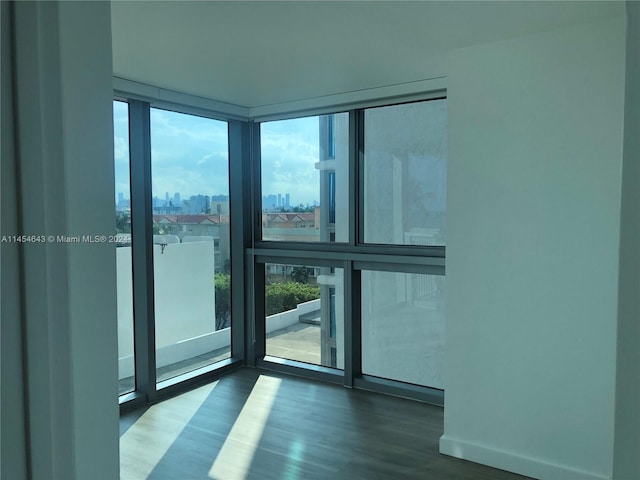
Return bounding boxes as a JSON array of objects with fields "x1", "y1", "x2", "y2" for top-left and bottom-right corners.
[
  {"x1": 277, "y1": 193, "x2": 282, "y2": 207},
  {"x1": 285, "y1": 193, "x2": 290, "y2": 207},
  {"x1": 173, "y1": 192, "x2": 181, "y2": 205},
  {"x1": 211, "y1": 194, "x2": 229, "y2": 215},
  {"x1": 165, "y1": 192, "x2": 170, "y2": 206},
  {"x1": 184, "y1": 194, "x2": 211, "y2": 214},
  {"x1": 262, "y1": 194, "x2": 278, "y2": 210},
  {"x1": 118, "y1": 192, "x2": 124, "y2": 205}
]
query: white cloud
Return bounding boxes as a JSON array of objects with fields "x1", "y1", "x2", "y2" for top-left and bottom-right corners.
[
  {"x1": 110, "y1": 103, "x2": 325, "y2": 206},
  {"x1": 260, "y1": 116, "x2": 320, "y2": 205},
  {"x1": 149, "y1": 109, "x2": 229, "y2": 197},
  {"x1": 114, "y1": 136, "x2": 129, "y2": 161}
]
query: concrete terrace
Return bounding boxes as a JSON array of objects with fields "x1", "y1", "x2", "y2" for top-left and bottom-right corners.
[{"x1": 118, "y1": 323, "x2": 321, "y2": 395}]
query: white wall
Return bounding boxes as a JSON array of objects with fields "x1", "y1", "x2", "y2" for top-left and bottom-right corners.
[
  {"x1": 441, "y1": 17, "x2": 625, "y2": 480},
  {"x1": 613, "y1": 3, "x2": 640, "y2": 478},
  {"x1": 8, "y1": 2, "x2": 119, "y2": 479},
  {"x1": 1, "y1": 1, "x2": 28, "y2": 478}
]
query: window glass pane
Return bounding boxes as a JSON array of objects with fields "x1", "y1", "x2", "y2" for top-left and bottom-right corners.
[
  {"x1": 114, "y1": 100, "x2": 134, "y2": 395},
  {"x1": 260, "y1": 113, "x2": 349, "y2": 242},
  {"x1": 361, "y1": 270, "x2": 445, "y2": 388},
  {"x1": 265, "y1": 263, "x2": 344, "y2": 369},
  {"x1": 364, "y1": 100, "x2": 447, "y2": 246},
  {"x1": 150, "y1": 108, "x2": 231, "y2": 383}
]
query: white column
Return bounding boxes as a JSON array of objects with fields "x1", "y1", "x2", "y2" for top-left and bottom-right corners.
[
  {"x1": 613, "y1": 3, "x2": 640, "y2": 479},
  {"x1": 1, "y1": 1, "x2": 28, "y2": 478},
  {"x1": 12, "y1": 2, "x2": 118, "y2": 479}
]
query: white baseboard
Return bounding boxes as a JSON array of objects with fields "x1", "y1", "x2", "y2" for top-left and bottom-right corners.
[{"x1": 439, "y1": 435, "x2": 610, "y2": 480}]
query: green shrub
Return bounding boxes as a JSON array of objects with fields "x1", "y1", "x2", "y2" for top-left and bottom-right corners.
[
  {"x1": 214, "y1": 273, "x2": 231, "y2": 329},
  {"x1": 265, "y1": 281, "x2": 320, "y2": 316}
]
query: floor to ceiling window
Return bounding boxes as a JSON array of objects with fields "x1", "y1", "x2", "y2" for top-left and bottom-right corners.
[
  {"x1": 254, "y1": 96, "x2": 447, "y2": 400},
  {"x1": 359, "y1": 99, "x2": 447, "y2": 389},
  {"x1": 150, "y1": 108, "x2": 231, "y2": 384},
  {"x1": 113, "y1": 100, "x2": 135, "y2": 395},
  {"x1": 116, "y1": 88, "x2": 446, "y2": 406},
  {"x1": 115, "y1": 97, "x2": 238, "y2": 404}
]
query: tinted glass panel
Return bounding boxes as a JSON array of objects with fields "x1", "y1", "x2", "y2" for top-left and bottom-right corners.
[
  {"x1": 265, "y1": 263, "x2": 344, "y2": 369},
  {"x1": 114, "y1": 100, "x2": 135, "y2": 395},
  {"x1": 260, "y1": 113, "x2": 349, "y2": 242},
  {"x1": 361, "y1": 270, "x2": 445, "y2": 388},
  {"x1": 364, "y1": 100, "x2": 447, "y2": 246},
  {"x1": 150, "y1": 108, "x2": 231, "y2": 383}
]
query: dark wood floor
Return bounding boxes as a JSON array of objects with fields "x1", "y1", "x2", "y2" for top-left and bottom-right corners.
[{"x1": 120, "y1": 368, "x2": 531, "y2": 480}]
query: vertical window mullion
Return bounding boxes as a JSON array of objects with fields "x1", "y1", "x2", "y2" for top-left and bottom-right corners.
[
  {"x1": 253, "y1": 262, "x2": 266, "y2": 362},
  {"x1": 229, "y1": 119, "x2": 251, "y2": 363},
  {"x1": 128, "y1": 99, "x2": 157, "y2": 401},
  {"x1": 343, "y1": 261, "x2": 361, "y2": 387},
  {"x1": 251, "y1": 122, "x2": 263, "y2": 245},
  {"x1": 355, "y1": 109, "x2": 365, "y2": 246},
  {"x1": 249, "y1": 121, "x2": 263, "y2": 366}
]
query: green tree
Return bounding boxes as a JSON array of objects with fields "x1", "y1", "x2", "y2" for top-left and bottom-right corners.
[
  {"x1": 292, "y1": 204, "x2": 314, "y2": 213},
  {"x1": 214, "y1": 273, "x2": 231, "y2": 329},
  {"x1": 116, "y1": 212, "x2": 131, "y2": 233},
  {"x1": 215, "y1": 275, "x2": 321, "y2": 326},
  {"x1": 291, "y1": 266, "x2": 309, "y2": 284}
]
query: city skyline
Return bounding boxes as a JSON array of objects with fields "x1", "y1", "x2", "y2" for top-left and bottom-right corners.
[
  {"x1": 115, "y1": 191, "x2": 318, "y2": 209},
  {"x1": 114, "y1": 102, "x2": 322, "y2": 206}
]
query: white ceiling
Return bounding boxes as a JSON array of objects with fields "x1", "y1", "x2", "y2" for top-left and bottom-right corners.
[{"x1": 111, "y1": 1, "x2": 623, "y2": 109}]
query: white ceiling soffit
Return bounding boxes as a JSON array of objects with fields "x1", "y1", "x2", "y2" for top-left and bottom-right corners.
[{"x1": 111, "y1": 1, "x2": 623, "y2": 109}]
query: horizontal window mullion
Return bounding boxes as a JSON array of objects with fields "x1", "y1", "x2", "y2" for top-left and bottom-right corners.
[
  {"x1": 354, "y1": 261, "x2": 444, "y2": 276},
  {"x1": 255, "y1": 255, "x2": 338, "y2": 269},
  {"x1": 251, "y1": 241, "x2": 445, "y2": 258},
  {"x1": 250, "y1": 248, "x2": 445, "y2": 269}
]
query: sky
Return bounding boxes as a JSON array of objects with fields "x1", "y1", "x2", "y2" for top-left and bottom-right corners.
[
  {"x1": 113, "y1": 101, "x2": 321, "y2": 207},
  {"x1": 260, "y1": 116, "x2": 319, "y2": 207},
  {"x1": 113, "y1": 101, "x2": 131, "y2": 201}
]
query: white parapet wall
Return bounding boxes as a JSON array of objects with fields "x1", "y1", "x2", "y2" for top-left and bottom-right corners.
[
  {"x1": 117, "y1": 241, "x2": 218, "y2": 378},
  {"x1": 117, "y1": 241, "x2": 321, "y2": 379},
  {"x1": 116, "y1": 246, "x2": 135, "y2": 378},
  {"x1": 265, "y1": 299, "x2": 320, "y2": 333}
]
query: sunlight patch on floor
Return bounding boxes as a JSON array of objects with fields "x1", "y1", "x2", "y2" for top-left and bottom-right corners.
[
  {"x1": 120, "y1": 382, "x2": 217, "y2": 480},
  {"x1": 208, "y1": 375, "x2": 282, "y2": 480}
]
